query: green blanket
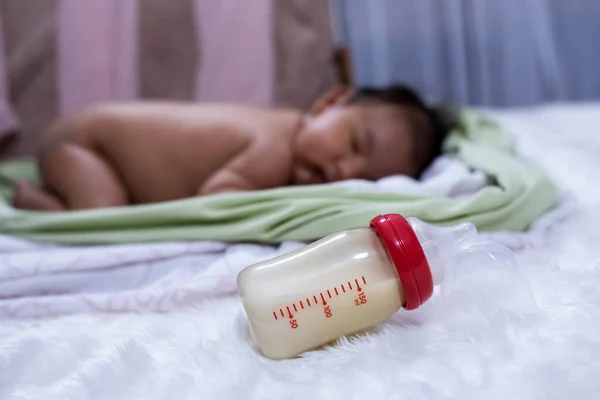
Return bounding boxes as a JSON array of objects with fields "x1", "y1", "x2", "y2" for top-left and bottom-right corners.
[{"x1": 0, "y1": 110, "x2": 558, "y2": 245}]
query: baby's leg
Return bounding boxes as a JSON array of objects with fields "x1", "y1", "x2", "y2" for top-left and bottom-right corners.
[
  {"x1": 14, "y1": 126, "x2": 129, "y2": 212},
  {"x1": 35, "y1": 141, "x2": 129, "y2": 210},
  {"x1": 13, "y1": 181, "x2": 66, "y2": 211}
]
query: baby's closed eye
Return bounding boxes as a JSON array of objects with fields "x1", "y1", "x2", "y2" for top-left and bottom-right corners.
[{"x1": 351, "y1": 129, "x2": 375, "y2": 155}]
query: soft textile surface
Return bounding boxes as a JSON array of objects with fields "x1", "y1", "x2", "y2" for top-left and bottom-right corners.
[
  {"x1": 0, "y1": 103, "x2": 598, "y2": 399},
  {"x1": 0, "y1": 155, "x2": 486, "y2": 318},
  {"x1": 0, "y1": 111, "x2": 557, "y2": 244}
]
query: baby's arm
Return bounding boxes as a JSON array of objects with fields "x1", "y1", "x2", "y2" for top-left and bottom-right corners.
[
  {"x1": 197, "y1": 137, "x2": 291, "y2": 196},
  {"x1": 197, "y1": 168, "x2": 257, "y2": 195},
  {"x1": 196, "y1": 141, "x2": 262, "y2": 196}
]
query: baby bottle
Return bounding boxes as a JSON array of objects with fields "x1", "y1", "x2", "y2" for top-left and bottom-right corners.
[{"x1": 237, "y1": 213, "x2": 518, "y2": 360}]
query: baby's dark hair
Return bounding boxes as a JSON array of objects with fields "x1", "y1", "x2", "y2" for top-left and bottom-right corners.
[{"x1": 350, "y1": 85, "x2": 454, "y2": 176}]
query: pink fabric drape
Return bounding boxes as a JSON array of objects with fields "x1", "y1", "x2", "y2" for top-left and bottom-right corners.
[
  {"x1": 0, "y1": 16, "x2": 19, "y2": 139},
  {"x1": 57, "y1": 0, "x2": 139, "y2": 115},
  {"x1": 193, "y1": 0, "x2": 274, "y2": 106}
]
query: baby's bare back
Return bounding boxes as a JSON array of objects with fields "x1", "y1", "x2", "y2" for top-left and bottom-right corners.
[{"x1": 56, "y1": 102, "x2": 300, "y2": 204}]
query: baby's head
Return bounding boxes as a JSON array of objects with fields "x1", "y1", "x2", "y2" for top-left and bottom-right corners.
[{"x1": 293, "y1": 85, "x2": 450, "y2": 184}]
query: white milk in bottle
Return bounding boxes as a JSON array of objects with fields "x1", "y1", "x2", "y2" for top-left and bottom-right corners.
[{"x1": 237, "y1": 213, "x2": 517, "y2": 360}]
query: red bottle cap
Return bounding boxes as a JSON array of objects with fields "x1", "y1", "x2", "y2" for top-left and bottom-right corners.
[{"x1": 370, "y1": 214, "x2": 434, "y2": 310}]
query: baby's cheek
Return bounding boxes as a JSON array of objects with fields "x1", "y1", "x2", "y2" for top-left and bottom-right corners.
[
  {"x1": 296, "y1": 133, "x2": 321, "y2": 161},
  {"x1": 375, "y1": 156, "x2": 416, "y2": 180}
]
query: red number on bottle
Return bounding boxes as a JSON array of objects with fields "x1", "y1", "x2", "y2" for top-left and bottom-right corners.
[{"x1": 355, "y1": 292, "x2": 367, "y2": 306}]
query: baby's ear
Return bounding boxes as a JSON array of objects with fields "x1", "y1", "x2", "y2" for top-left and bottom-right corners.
[{"x1": 310, "y1": 85, "x2": 355, "y2": 115}]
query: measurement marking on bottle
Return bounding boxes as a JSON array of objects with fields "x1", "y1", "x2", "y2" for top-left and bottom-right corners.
[
  {"x1": 355, "y1": 287, "x2": 367, "y2": 306},
  {"x1": 273, "y1": 275, "x2": 368, "y2": 327}
]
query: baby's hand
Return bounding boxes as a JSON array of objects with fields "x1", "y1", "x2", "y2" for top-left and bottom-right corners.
[{"x1": 197, "y1": 168, "x2": 256, "y2": 196}]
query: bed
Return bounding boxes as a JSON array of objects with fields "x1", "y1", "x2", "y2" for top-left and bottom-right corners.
[{"x1": 0, "y1": 102, "x2": 598, "y2": 399}]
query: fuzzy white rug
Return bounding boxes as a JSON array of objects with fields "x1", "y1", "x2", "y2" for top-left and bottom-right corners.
[{"x1": 2, "y1": 103, "x2": 600, "y2": 400}]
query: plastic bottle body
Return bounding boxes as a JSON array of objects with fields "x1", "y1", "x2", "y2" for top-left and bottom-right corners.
[
  {"x1": 238, "y1": 213, "x2": 528, "y2": 359},
  {"x1": 237, "y1": 227, "x2": 404, "y2": 360}
]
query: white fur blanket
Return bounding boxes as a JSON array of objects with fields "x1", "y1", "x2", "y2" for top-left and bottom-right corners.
[{"x1": 1, "y1": 103, "x2": 599, "y2": 399}]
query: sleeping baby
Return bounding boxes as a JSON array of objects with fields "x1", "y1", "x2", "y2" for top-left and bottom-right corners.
[{"x1": 13, "y1": 85, "x2": 450, "y2": 211}]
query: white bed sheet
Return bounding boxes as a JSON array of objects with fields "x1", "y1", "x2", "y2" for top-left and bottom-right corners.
[
  {"x1": 1, "y1": 103, "x2": 600, "y2": 399},
  {"x1": 0, "y1": 155, "x2": 487, "y2": 319}
]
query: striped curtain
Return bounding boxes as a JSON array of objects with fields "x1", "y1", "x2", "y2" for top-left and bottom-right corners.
[
  {"x1": 57, "y1": 0, "x2": 275, "y2": 114},
  {"x1": 0, "y1": 15, "x2": 18, "y2": 142},
  {"x1": 57, "y1": 0, "x2": 140, "y2": 115},
  {"x1": 0, "y1": 0, "x2": 279, "y2": 153}
]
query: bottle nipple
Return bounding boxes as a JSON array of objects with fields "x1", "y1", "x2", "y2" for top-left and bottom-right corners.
[
  {"x1": 407, "y1": 219, "x2": 480, "y2": 286},
  {"x1": 371, "y1": 214, "x2": 536, "y2": 312},
  {"x1": 406, "y1": 216, "x2": 537, "y2": 313}
]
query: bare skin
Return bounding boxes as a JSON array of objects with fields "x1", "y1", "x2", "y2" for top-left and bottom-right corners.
[
  {"x1": 13, "y1": 86, "x2": 425, "y2": 212},
  {"x1": 15, "y1": 102, "x2": 300, "y2": 211}
]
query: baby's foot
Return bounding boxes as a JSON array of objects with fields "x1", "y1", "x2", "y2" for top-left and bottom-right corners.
[{"x1": 13, "y1": 181, "x2": 66, "y2": 211}]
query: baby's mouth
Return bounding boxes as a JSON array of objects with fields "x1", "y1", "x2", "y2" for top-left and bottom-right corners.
[
  {"x1": 294, "y1": 165, "x2": 328, "y2": 185},
  {"x1": 322, "y1": 163, "x2": 342, "y2": 183},
  {"x1": 315, "y1": 168, "x2": 328, "y2": 183},
  {"x1": 309, "y1": 165, "x2": 341, "y2": 184}
]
